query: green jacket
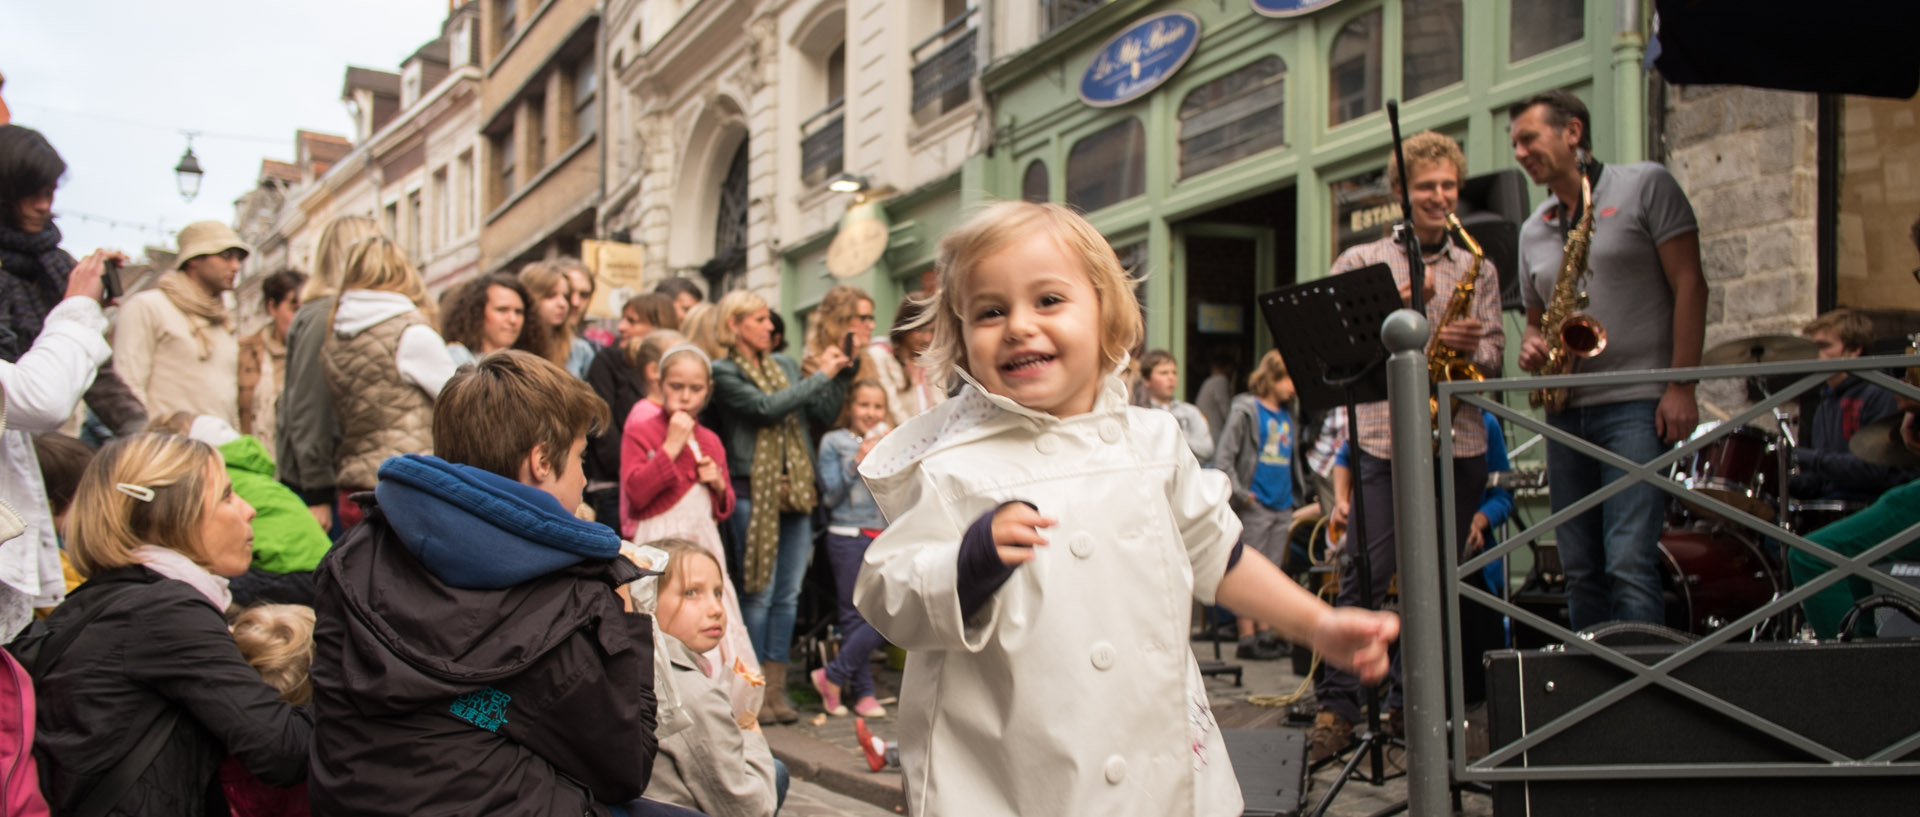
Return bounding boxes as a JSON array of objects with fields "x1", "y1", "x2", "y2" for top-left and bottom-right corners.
[
  {"x1": 219, "y1": 435, "x2": 332, "y2": 573},
  {"x1": 709, "y1": 353, "x2": 852, "y2": 479}
]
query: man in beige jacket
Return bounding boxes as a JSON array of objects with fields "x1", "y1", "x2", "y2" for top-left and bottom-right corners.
[{"x1": 113, "y1": 221, "x2": 249, "y2": 428}]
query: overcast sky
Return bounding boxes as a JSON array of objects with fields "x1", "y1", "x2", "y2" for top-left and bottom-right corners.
[{"x1": 3, "y1": 0, "x2": 454, "y2": 262}]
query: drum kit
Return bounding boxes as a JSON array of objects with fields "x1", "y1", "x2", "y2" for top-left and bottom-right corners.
[{"x1": 1655, "y1": 333, "x2": 1893, "y2": 639}]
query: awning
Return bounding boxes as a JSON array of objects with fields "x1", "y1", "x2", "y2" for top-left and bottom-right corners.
[{"x1": 1652, "y1": 0, "x2": 1920, "y2": 99}]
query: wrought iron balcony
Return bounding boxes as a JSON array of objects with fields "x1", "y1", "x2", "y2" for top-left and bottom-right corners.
[{"x1": 911, "y1": 10, "x2": 977, "y2": 118}]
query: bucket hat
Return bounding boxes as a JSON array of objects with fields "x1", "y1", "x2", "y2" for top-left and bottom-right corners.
[{"x1": 175, "y1": 221, "x2": 252, "y2": 269}]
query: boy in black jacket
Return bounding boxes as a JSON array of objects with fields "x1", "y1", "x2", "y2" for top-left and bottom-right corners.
[{"x1": 309, "y1": 350, "x2": 690, "y2": 816}]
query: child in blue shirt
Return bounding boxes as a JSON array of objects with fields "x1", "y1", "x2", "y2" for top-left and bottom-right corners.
[{"x1": 1210, "y1": 350, "x2": 1297, "y2": 658}]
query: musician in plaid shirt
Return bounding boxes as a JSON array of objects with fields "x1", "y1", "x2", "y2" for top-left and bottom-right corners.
[{"x1": 1309, "y1": 130, "x2": 1504, "y2": 765}]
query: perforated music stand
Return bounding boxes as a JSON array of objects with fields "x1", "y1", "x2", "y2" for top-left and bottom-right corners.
[
  {"x1": 1259, "y1": 262, "x2": 1397, "y2": 413},
  {"x1": 1259, "y1": 263, "x2": 1409, "y2": 814}
]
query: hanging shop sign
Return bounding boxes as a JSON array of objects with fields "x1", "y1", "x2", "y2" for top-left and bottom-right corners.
[
  {"x1": 1078, "y1": 11, "x2": 1202, "y2": 109},
  {"x1": 1250, "y1": 0, "x2": 1353, "y2": 19},
  {"x1": 826, "y1": 199, "x2": 892, "y2": 279}
]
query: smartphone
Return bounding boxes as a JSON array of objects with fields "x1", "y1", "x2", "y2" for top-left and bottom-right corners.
[
  {"x1": 841, "y1": 331, "x2": 856, "y2": 359},
  {"x1": 102, "y1": 258, "x2": 123, "y2": 301}
]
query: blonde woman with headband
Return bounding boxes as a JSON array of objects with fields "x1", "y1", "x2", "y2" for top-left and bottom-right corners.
[
  {"x1": 320, "y1": 235, "x2": 456, "y2": 531},
  {"x1": 12, "y1": 433, "x2": 311, "y2": 816},
  {"x1": 621, "y1": 335, "x2": 764, "y2": 725},
  {"x1": 277, "y1": 214, "x2": 382, "y2": 532}
]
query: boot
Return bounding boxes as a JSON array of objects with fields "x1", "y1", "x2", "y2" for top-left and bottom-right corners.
[{"x1": 762, "y1": 661, "x2": 800, "y2": 724}]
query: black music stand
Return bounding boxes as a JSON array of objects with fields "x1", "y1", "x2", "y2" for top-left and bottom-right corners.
[{"x1": 1259, "y1": 263, "x2": 1407, "y2": 815}]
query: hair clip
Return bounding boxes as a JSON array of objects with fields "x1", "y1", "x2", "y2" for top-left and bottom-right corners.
[{"x1": 115, "y1": 483, "x2": 156, "y2": 503}]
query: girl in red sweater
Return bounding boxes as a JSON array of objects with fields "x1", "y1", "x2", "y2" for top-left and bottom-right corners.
[{"x1": 620, "y1": 336, "x2": 760, "y2": 722}]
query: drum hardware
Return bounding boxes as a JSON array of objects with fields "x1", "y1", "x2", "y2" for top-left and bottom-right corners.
[
  {"x1": 1847, "y1": 411, "x2": 1920, "y2": 468},
  {"x1": 1657, "y1": 528, "x2": 1781, "y2": 641},
  {"x1": 1700, "y1": 334, "x2": 1819, "y2": 367},
  {"x1": 1669, "y1": 422, "x2": 1785, "y2": 524},
  {"x1": 1786, "y1": 499, "x2": 1872, "y2": 535}
]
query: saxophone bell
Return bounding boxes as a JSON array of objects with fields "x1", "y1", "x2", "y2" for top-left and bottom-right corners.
[{"x1": 1559, "y1": 314, "x2": 1607, "y2": 358}]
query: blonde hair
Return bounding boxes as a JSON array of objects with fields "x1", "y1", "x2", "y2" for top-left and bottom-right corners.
[
  {"x1": 66, "y1": 433, "x2": 221, "y2": 577},
  {"x1": 518, "y1": 260, "x2": 576, "y2": 367},
  {"x1": 912, "y1": 201, "x2": 1142, "y2": 389},
  {"x1": 838, "y1": 378, "x2": 890, "y2": 431},
  {"x1": 633, "y1": 330, "x2": 689, "y2": 387},
  {"x1": 230, "y1": 604, "x2": 316, "y2": 706},
  {"x1": 337, "y1": 235, "x2": 433, "y2": 323},
  {"x1": 679, "y1": 303, "x2": 726, "y2": 360},
  {"x1": 806, "y1": 285, "x2": 874, "y2": 363},
  {"x1": 1386, "y1": 130, "x2": 1467, "y2": 191},
  {"x1": 304, "y1": 214, "x2": 382, "y2": 300},
  {"x1": 648, "y1": 538, "x2": 723, "y2": 600},
  {"x1": 1249, "y1": 349, "x2": 1290, "y2": 399},
  {"x1": 713, "y1": 289, "x2": 771, "y2": 355}
]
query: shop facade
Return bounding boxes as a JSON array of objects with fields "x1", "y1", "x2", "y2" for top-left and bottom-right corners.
[{"x1": 974, "y1": 0, "x2": 1637, "y2": 396}]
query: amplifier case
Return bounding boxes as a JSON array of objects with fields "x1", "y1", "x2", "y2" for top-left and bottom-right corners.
[{"x1": 1483, "y1": 640, "x2": 1920, "y2": 816}]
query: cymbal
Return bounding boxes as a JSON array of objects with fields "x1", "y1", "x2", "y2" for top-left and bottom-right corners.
[
  {"x1": 1702, "y1": 334, "x2": 1819, "y2": 367},
  {"x1": 1849, "y1": 413, "x2": 1920, "y2": 468}
]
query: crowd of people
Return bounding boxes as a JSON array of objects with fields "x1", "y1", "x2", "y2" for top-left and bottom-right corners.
[{"x1": 1, "y1": 78, "x2": 1916, "y2": 817}]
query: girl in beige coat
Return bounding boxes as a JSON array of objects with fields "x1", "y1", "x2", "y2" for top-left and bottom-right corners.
[{"x1": 854, "y1": 202, "x2": 1398, "y2": 817}]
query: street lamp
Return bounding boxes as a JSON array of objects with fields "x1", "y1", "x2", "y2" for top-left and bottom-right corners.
[
  {"x1": 174, "y1": 133, "x2": 204, "y2": 202},
  {"x1": 826, "y1": 172, "x2": 868, "y2": 194}
]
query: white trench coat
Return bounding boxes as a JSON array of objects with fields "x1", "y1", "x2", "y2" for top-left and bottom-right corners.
[{"x1": 856, "y1": 370, "x2": 1245, "y2": 817}]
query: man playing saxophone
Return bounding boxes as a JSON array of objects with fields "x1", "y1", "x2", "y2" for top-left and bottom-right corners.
[
  {"x1": 1311, "y1": 130, "x2": 1505, "y2": 765},
  {"x1": 1511, "y1": 90, "x2": 1708, "y2": 632}
]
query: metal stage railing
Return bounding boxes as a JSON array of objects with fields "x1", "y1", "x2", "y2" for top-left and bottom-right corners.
[{"x1": 1377, "y1": 308, "x2": 1920, "y2": 815}]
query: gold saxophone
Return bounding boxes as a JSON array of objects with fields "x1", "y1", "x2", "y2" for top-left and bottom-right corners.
[
  {"x1": 1529, "y1": 173, "x2": 1607, "y2": 412},
  {"x1": 1428, "y1": 213, "x2": 1487, "y2": 435}
]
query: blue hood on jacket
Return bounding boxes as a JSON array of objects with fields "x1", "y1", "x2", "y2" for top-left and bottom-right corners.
[{"x1": 374, "y1": 454, "x2": 623, "y2": 590}]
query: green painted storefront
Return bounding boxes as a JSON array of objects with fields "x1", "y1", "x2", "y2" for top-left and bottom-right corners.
[{"x1": 971, "y1": 0, "x2": 1647, "y2": 396}]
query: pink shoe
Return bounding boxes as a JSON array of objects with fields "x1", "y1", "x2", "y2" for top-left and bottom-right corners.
[
  {"x1": 852, "y1": 697, "x2": 886, "y2": 718},
  {"x1": 810, "y1": 668, "x2": 847, "y2": 716},
  {"x1": 856, "y1": 717, "x2": 887, "y2": 772}
]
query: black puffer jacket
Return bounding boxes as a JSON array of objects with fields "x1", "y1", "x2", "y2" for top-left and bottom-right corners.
[
  {"x1": 309, "y1": 486, "x2": 657, "y2": 816},
  {"x1": 8, "y1": 566, "x2": 311, "y2": 816}
]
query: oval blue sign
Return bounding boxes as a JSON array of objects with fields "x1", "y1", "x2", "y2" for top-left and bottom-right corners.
[
  {"x1": 1250, "y1": 0, "x2": 1353, "y2": 18},
  {"x1": 1078, "y1": 11, "x2": 1202, "y2": 109}
]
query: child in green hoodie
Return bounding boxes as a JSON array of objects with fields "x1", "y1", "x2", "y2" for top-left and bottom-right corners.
[{"x1": 148, "y1": 412, "x2": 330, "y2": 605}]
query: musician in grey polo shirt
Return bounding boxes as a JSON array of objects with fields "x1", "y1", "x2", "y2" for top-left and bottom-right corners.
[{"x1": 1511, "y1": 90, "x2": 1708, "y2": 631}]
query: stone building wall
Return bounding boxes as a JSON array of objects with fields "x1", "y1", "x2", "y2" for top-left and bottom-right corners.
[{"x1": 1661, "y1": 83, "x2": 1821, "y2": 416}]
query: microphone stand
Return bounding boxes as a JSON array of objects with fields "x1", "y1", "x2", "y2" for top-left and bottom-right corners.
[{"x1": 1387, "y1": 100, "x2": 1426, "y2": 315}]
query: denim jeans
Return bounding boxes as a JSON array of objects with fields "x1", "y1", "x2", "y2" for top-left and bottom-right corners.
[
  {"x1": 822, "y1": 532, "x2": 886, "y2": 701},
  {"x1": 1546, "y1": 399, "x2": 1668, "y2": 630},
  {"x1": 1315, "y1": 448, "x2": 1488, "y2": 725},
  {"x1": 729, "y1": 482, "x2": 815, "y2": 664}
]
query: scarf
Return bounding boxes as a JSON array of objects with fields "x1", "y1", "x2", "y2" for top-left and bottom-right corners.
[
  {"x1": 730, "y1": 349, "x2": 817, "y2": 594},
  {"x1": 0, "y1": 221, "x2": 74, "y2": 362},
  {"x1": 134, "y1": 544, "x2": 232, "y2": 611},
  {"x1": 154, "y1": 271, "x2": 233, "y2": 360}
]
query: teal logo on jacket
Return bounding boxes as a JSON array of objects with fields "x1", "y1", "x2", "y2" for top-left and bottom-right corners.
[{"x1": 450, "y1": 687, "x2": 511, "y2": 732}]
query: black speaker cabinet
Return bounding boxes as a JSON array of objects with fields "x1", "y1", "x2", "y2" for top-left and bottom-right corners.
[{"x1": 1484, "y1": 640, "x2": 1920, "y2": 816}]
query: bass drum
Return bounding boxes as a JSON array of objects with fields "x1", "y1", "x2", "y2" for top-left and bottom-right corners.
[{"x1": 1659, "y1": 528, "x2": 1780, "y2": 638}]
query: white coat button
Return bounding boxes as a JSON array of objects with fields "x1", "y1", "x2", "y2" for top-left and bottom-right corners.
[
  {"x1": 1098, "y1": 419, "x2": 1123, "y2": 443},
  {"x1": 1090, "y1": 641, "x2": 1116, "y2": 670},
  {"x1": 1069, "y1": 532, "x2": 1095, "y2": 558},
  {"x1": 1104, "y1": 755, "x2": 1127, "y2": 784},
  {"x1": 1036, "y1": 433, "x2": 1062, "y2": 455}
]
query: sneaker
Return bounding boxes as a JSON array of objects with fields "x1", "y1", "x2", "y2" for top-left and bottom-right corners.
[
  {"x1": 1308, "y1": 711, "x2": 1355, "y2": 765},
  {"x1": 1235, "y1": 636, "x2": 1283, "y2": 661},
  {"x1": 810, "y1": 668, "x2": 847, "y2": 716},
  {"x1": 852, "y1": 696, "x2": 887, "y2": 718},
  {"x1": 855, "y1": 717, "x2": 888, "y2": 772},
  {"x1": 1384, "y1": 706, "x2": 1405, "y2": 740}
]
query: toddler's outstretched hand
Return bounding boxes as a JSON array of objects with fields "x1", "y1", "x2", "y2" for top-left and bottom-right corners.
[
  {"x1": 1312, "y1": 607, "x2": 1399, "y2": 684},
  {"x1": 989, "y1": 503, "x2": 1055, "y2": 567}
]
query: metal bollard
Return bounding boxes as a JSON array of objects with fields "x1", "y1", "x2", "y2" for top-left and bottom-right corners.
[{"x1": 1382, "y1": 308, "x2": 1448, "y2": 815}]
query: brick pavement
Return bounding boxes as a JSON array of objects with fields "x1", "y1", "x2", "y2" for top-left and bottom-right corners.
[{"x1": 763, "y1": 643, "x2": 1495, "y2": 816}]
